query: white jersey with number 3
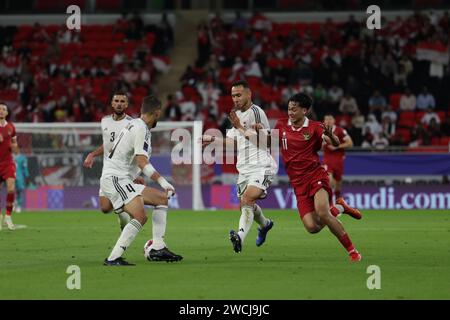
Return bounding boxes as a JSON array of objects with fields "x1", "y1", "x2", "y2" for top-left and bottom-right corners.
[
  {"x1": 101, "y1": 115, "x2": 133, "y2": 161},
  {"x1": 101, "y1": 118, "x2": 152, "y2": 180}
]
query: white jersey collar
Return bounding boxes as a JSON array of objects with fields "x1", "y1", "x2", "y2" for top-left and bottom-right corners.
[{"x1": 288, "y1": 117, "x2": 309, "y2": 131}]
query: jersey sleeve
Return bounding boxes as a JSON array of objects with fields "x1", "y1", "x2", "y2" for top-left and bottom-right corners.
[
  {"x1": 11, "y1": 124, "x2": 16, "y2": 138},
  {"x1": 226, "y1": 127, "x2": 237, "y2": 139},
  {"x1": 257, "y1": 109, "x2": 271, "y2": 132},
  {"x1": 133, "y1": 124, "x2": 151, "y2": 157}
]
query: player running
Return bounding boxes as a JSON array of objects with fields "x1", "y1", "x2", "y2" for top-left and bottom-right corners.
[
  {"x1": 14, "y1": 149, "x2": 29, "y2": 213},
  {"x1": 83, "y1": 91, "x2": 134, "y2": 230},
  {"x1": 201, "y1": 80, "x2": 277, "y2": 253},
  {"x1": 0, "y1": 103, "x2": 18, "y2": 231},
  {"x1": 322, "y1": 113, "x2": 354, "y2": 200},
  {"x1": 101, "y1": 95, "x2": 182, "y2": 266},
  {"x1": 273, "y1": 93, "x2": 362, "y2": 262}
]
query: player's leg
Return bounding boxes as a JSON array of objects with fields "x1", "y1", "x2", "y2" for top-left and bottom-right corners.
[
  {"x1": 237, "y1": 185, "x2": 263, "y2": 242},
  {"x1": 105, "y1": 195, "x2": 147, "y2": 265},
  {"x1": 0, "y1": 179, "x2": 3, "y2": 230},
  {"x1": 14, "y1": 179, "x2": 24, "y2": 213},
  {"x1": 296, "y1": 193, "x2": 326, "y2": 234},
  {"x1": 330, "y1": 167, "x2": 362, "y2": 220},
  {"x1": 140, "y1": 186, "x2": 182, "y2": 261},
  {"x1": 332, "y1": 164, "x2": 343, "y2": 199},
  {"x1": 313, "y1": 188, "x2": 361, "y2": 261},
  {"x1": 301, "y1": 212, "x2": 326, "y2": 234},
  {"x1": 99, "y1": 189, "x2": 131, "y2": 230},
  {"x1": 5, "y1": 178, "x2": 16, "y2": 230},
  {"x1": 99, "y1": 196, "x2": 113, "y2": 213}
]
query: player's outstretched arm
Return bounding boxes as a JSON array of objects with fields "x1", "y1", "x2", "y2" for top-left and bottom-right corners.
[
  {"x1": 11, "y1": 136, "x2": 19, "y2": 154},
  {"x1": 84, "y1": 144, "x2": 104, "y2": 168},
  {"x1": 136, "y1": 155, "x2": 175, "y2": 199},
  {"x1": 340, "y1": 135, "x2": 354, "y2": 149},
  {"x1": 200, "y1": 135, "x2": 236, "y2": 150}
]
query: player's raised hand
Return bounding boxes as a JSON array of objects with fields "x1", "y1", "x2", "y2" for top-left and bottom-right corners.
[
  {"x1": 228, "y1": 110, "x2": 243, "y2": 129},
  {"x1": 200, "y1": 135, "x2": 215, "y2": 146},
  {"x1": 251, "y1": 123, "x2": 264, "y2": 131},
  {"x1": 321, "y1": 122, "x2": 333, "y2": 137},
  {"x1": 166, "y1": 188, "x2": 176, "y2": 199},
  {"x1": 83, "y1": 153, "x2": 94, "y2": 168}
]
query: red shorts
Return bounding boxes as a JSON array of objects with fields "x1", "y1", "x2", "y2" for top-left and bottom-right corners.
[
  {"x1": 293, "y1": 167, "x2": 333, "y2": 219},
  {"x1": 323, "y1": 159, "x2": 344, "y2": 181},
  {"x1": 0, "y1": 162, "x2": 16, "y2": 182}
]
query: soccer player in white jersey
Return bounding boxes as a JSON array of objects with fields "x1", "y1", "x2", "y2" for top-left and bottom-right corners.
[
  {"x1": 201, "y1": 80, "x2": 278, "y2": 253},
  {"x1": 83, "y1": 92, "x2": 134, "y2": 230},
  {"x1": 101, "y1": 95, "x2": 182, "y2": 266}
]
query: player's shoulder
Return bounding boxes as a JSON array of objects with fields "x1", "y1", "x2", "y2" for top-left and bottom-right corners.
[
  {"x1": 250, "y1": 104, "x2": 267, "y2": 118},
  {"x1": 101, "y1": 114, "x2": 113, "y2": 123},
  {"x1": 125, "y1": 115, "x2": 133, "y2": 122}
]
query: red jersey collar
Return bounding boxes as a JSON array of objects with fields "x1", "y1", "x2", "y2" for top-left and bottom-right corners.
[
  {"x1": 288, "y1": 117, "x2": 309, "y2": 131},
  {"x1": 0, "y1": 120, "x2": 8, "y2": 127}
]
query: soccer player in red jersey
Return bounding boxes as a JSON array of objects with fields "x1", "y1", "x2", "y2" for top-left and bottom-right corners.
[
  {"x1": 273, "y1": 94, "x2": 362, "y2": 262},
  {"x1": 0, "y1": 103, "x2": 19, "y2": 231},
  {"x1": 322, "y1": 113, "x2": 354, "y2": 200}
]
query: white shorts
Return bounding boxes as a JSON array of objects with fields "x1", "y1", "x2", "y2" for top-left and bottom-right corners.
[
  {"x1": 236, "y1": 168, "x2": 276, "y2": 199},
  {"x1": 100, "y1": 176, "x2": 145, "y2": 213}
]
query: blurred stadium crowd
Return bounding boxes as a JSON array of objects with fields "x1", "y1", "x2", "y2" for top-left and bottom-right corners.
[{"x1": 1, "y1": 9, "x2": 449, "y2": 150}]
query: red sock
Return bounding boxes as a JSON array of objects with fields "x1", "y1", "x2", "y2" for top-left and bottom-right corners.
[
  {"x1": 330, "y1": 206, "x2": 340, "y2": 217},
  {"x1": 338, "y1": 233, "x2": 355, "y2": 253},
  {"x1": 6, "y1": 192, "x2": 15, "y2": 216},
  {"x1": 334, "y1": 190, "x2": 341, "y2": 198}
]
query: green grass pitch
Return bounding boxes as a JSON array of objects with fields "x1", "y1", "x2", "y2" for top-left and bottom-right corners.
[{"x1": 0, "y1": 209, "x2": 449, "y2": 299}]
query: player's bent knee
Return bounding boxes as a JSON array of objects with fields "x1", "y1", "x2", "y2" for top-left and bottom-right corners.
[
  {"x1": 304, "y1": 223, "x2": 321, "y2": 234},
  {"x1": 134, "y1": 214, "x2": 147, "y2": 225}
]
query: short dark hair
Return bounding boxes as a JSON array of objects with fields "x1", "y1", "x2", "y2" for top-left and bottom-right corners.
[
  {"x1": 110, "y1": 90, "x2": 129, "y2": 103},
  {"x1": 324, "y1": 112, "x2": 335, "y2": 118},
  {"x1": 141, "y1": 95, "x2": 161, "y2": 114},
  {"x1": 288, "y1": 93, "x2": 313, "y2": 109},
  {"x1": 231, "y1": 80, "x2": 250, "y2": 89}
]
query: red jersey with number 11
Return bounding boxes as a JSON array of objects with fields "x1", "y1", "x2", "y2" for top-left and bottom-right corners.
[{"x1": 274, "y1": 117, "x2": 326, "y2": 186}]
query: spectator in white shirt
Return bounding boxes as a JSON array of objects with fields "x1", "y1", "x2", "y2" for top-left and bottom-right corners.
[
  {"x1": 328, "y1": 85, "x2": 344, "y2": 106},
  {"x1": 416, "y1": 86, "x2": 436, "y2": 110},
  {"x1": 381, "y1": 104, "x2": 398, "y2": 123},
  {"x1": 339, "y1": 93, "x2": 359, "y2": 114},
  {"x1": 363, "y1": 113, "x2": 382, "y2": 137},
  {"x1": 399, "y1": 88, "x2": 416, "y2": 111},
  {"x1": 421, "y1": 108, "x2": 441, "y2": 126}
]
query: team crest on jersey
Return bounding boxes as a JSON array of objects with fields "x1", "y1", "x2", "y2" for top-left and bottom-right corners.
[{"x1": 303, "y1": 132, "x2": 311, "y2": 140}]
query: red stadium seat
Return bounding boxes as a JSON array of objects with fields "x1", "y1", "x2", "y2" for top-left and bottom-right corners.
[
  {"x1": 398, "y1": 111, "x2": 417, "y2": 127},
  {"x1": 415, "y1": 111, "x2": 426, "y2": 122},
  {"x1": 431, "y1": 137, "x2": 441, "y2": 146},
  {"x1": 389, "y1": 93, "x2": 402, "y2": 110},
  {"x1": 440, "y1": 136, "x2": 450, "y2": 146}
]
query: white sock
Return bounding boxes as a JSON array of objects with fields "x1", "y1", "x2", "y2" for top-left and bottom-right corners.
[
  {"x1": 117, "y1": 212, "x2": 131, "y2": 229},
  {"x1": 151, "y1": 205, "x2": 167, "y2": 250},
  {"x1": 253, "y1": 204, "x2": 269, "y2": 228},
  {"x1": 335, "y1": 204, "x2": 344, "y2": 213},
  {"x1": 238, "y1": 205, "x2": 254, "y2": 242},
  {"x1": 108, "y1": 219, "x2": 142, "y2": 261}
]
